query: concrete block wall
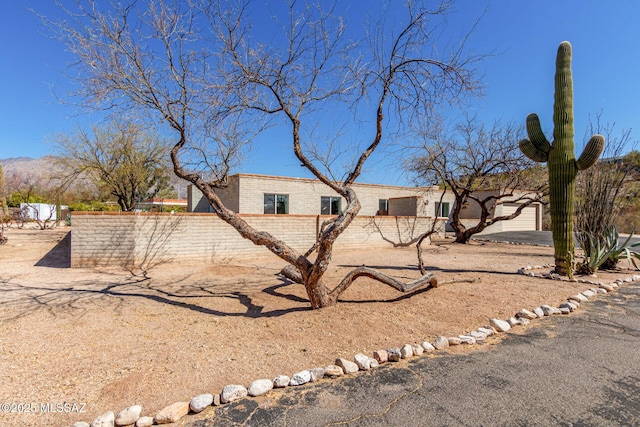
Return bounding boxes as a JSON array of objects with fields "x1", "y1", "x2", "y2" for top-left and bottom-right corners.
[
  {"x1": 71, "y1": 212, "x2": 445, "y2": 268},
  {"x1": 71, "y1": 212, "x2": 137, "y2": 267}
]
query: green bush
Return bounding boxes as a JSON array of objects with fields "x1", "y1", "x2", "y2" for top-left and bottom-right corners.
[{"x1": 576, "y1": 225, "x2": 640, "y2": 274}]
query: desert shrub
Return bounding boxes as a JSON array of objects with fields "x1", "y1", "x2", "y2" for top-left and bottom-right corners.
[
  {"x1": 68, "y1": 201, "x2": 120, "y2": 212},
  {"x1": 574, "y1": 121, "x2": 634, "y2": 260},
  {"x1": 576, "y1": 225, "x2": 640, "y2": 274}
]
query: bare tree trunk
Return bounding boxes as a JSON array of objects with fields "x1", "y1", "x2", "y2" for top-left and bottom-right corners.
[{"x1": 282, "y1": 264, "x2": 437, "y2": 308}]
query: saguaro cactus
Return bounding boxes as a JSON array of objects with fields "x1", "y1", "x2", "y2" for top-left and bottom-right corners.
[{"x1": 519, "y1": 41, "x2": 605, "y2": 275}]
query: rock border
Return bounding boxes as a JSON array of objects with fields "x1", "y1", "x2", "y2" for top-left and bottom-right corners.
[{"x1": 71, "y1": 269, "x2": 640, "y2": 427}]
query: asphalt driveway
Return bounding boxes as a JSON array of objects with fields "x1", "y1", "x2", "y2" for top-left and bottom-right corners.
[
  {"x1": 186, "y1": 281, "x2": 640, "y2": 426},
  {"x1": 474, "y1": 230, "x2": 640, "y2": 247}
]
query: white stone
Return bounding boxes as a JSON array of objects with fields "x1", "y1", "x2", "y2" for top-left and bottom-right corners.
[
  {"x1": 458, "y1": 335, "x2": 476, "y2": 345},
  {"x1": 470, "y1": 331, "x2": 487, "y2": 341},
  {"x1": 247, "y1": 379, "x2": 274, "y2": 396},
  {"x1": 541, "y1": 305, "x2": 561, "y2": 316},
  {"x1": 115, "y1": 405, "x2": 142, "y2": 426},
  {"x1": 595, "y1": 288, "x2": 607, "y2": 294},
  {"x1": 582, "y1": 289, "x2": 596, "y2": 298},
  {"x1": 325, "y1": 365, "x2": 344, "y2": 377},
  {"x1": 369, "y1": 358, "x2": 379, "y2": 369},
  {"x1": 421, "y1": 341, "x2": 435, "y2": 352},
  {"x1": 489, "y1": 318, "x2": 511, "y2": 333},
  {"x1": 507, "y1": 317, "x2": 520, "y2": 326},
  {"x1": 517, "y1": 308, "x2": 537, "y2": 320},
  {"x1": 91, "y1": 412, "x2": 115, "y2": 427},
  {"x1": 533, "y1": 307, "x2": 545, "y2": 318},
  {"x1": 221, "y1": 385, "x2": 248, "y2": 403},
  {"x1": 309, "y1": 367, "x2": 326, "y2": 382},
  {"x1": 478, "y1": 326, "x2": 496, "y2": 336},
  {"x1": 135, "y1": 417, "x2": 154, "y2": 427},
  {"x1": 72, "y1": 423, "x2": 90, "y2": 427},
  {"x1": 559, "y1": 302, "x2": 575, "y2": 312},
  {"x1": 290, "y1": 370, "x2": 312, "y2": 386},
  {"x1": 400, "y1": 344, "x2": 414, "y2": 358},
  {"x1": 273, "y1": 375, "x2": 290, "y2": 388},
  {"x1": 354, "y1": 353, "x2": 373, "y2": 370},
  {"x1": 336, "y1": 357, "x2": 360, "y2": 373},
  {"x1": 412, "y1": 343, "x2": 424, "y2": 355},
  {"x1": 190, "y1": 394, "x2": 214, "y2": 413},
  {"x1": 434, "y1": 336, "x2": 449, "y2": 350},
  {"x1": 448, "y1": 337, "x2": 462, "y2": 345},
  {"x1": 569, "y1": 293, "x2": 588, "y2": 303}
]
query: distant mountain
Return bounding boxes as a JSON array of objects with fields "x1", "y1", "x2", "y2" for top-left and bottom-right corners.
[
  {"x1": 0, "y1": 156, "x2": 56, "y2": 179},
  {"x1": 0, "y1": 157, "x2": 36, "y2": 164},
  {"x1": 0, "y1": 156, "x2": 190, "y2": 199}
]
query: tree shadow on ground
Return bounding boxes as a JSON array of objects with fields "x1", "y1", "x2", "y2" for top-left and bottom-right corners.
[
  {"x1": 0, "y1": 272, "x2": 313, "y2": 321},
  {"x1": 0, "y1": 265, "x2": 464, "y2": 321},
  {"x1": 35, "y1": 231, "x2": 71, "y2": 268}
]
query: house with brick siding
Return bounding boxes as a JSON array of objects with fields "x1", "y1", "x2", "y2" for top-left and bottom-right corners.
[
  {"x1": 70, "y1": 174, "x2": 542, "y2": 268},
  {"x1": 186, "y1": 173, "x2": 542, "y2": 233}
]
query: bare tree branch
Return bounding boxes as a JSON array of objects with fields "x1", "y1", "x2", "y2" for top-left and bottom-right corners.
[
  {"x1": 407, "y1": 115, "x2": 546, "y2": 243},
  {"x1": 49, "y1": 0, "x2": 481, "y2": 308}
]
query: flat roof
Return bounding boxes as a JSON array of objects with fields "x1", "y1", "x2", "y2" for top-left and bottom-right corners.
[{"x1": 228, "y1": 173, "x2": 437, "y2": 191}]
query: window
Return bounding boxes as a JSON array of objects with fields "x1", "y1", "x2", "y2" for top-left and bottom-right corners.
[
  {"x1": 321, "y1": 196, "x2": 341, "y2": 215},
  {"x1": 378, "y1": 199, "x2": 389, "y2": 215},
  {"x1": 264, "y1": 194, "x2": 289, "y2": 214},
  {"x1": 435, "y1": 202, "x2": 450, "y2": 218}
]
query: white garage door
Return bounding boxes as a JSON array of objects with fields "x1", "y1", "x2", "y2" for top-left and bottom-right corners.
[{"x1": 499, "y1": 203, "x2": 538, "y2": 231}]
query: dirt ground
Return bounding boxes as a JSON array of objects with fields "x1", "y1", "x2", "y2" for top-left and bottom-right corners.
[{"x1": 0, "y1": 226, "x2": 635, "y2": 427}]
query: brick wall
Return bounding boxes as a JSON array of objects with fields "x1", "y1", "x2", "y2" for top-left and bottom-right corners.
[{"x1": 71, "y1": 212, "x2": 445, "y2": 268}]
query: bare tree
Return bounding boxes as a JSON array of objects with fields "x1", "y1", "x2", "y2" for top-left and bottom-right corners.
[
  {"x1": 54, "y1": 122, "x2": 175, "y2": 212},
  {"x1": 408, "y1": 116, "x2": 546, "y2": 244},
  {"x1": 49, "y1": 0, "x2": 481, "y2": 308},
  {"x1": 574, "y1": 115, "x2": 636, "y2": 265}
]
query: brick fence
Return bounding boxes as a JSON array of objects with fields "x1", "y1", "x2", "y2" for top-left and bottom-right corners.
[{"x1": 70, "y1": 212, "x2": 445, "y2": 268}]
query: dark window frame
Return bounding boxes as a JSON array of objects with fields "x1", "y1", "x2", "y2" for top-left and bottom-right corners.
[
  {"x1": 378, "y1": 199, "x2": 389, "y2": 215},
  {"x1": 435, "y1": 201, "x2": 450, "y2": 218},
  {"x1": 264, "y1": 193, "x2": 289, "y2": 214},
  {"x1": 320, "y1": 196, "x2": 342, "y2": 215}
]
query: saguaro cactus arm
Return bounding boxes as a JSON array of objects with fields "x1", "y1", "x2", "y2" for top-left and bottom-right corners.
[
  {"x1": 519, "y1": 113, "x2": 551, "y2": 163},
  {"x1": 576, "y1": 134, "x2": 605, "y2": 170}
]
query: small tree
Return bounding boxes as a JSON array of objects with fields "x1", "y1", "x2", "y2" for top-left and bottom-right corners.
[
  {"x1": 408, "y1": 116, "x2": 545, "y2": 244},
  {"x1": 54, "y1": 122, "x2": 175, "y2": 212},
  {"x1": 50, "y1": 0, "x2": 481, "y2": 308}
]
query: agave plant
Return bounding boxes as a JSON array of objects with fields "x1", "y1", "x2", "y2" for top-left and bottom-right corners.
[{"x1": 575, "y1": 225, "x2": 640, "y2": 274}]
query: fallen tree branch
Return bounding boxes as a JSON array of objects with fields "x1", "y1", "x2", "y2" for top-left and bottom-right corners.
[
  {"x1": 280, "y1": 264, "x2": 437, "y2": 297},
  {"x1": 330, "y1": 267, "x2": 437, "y2": 297},
  {"x1": 281, "y1": 265, "x2": 304, "y2": 283}
]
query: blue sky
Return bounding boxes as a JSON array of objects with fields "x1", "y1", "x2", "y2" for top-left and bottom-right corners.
[{"x1": 1, "y1": 1, "x2": 639, "y2": 185}]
